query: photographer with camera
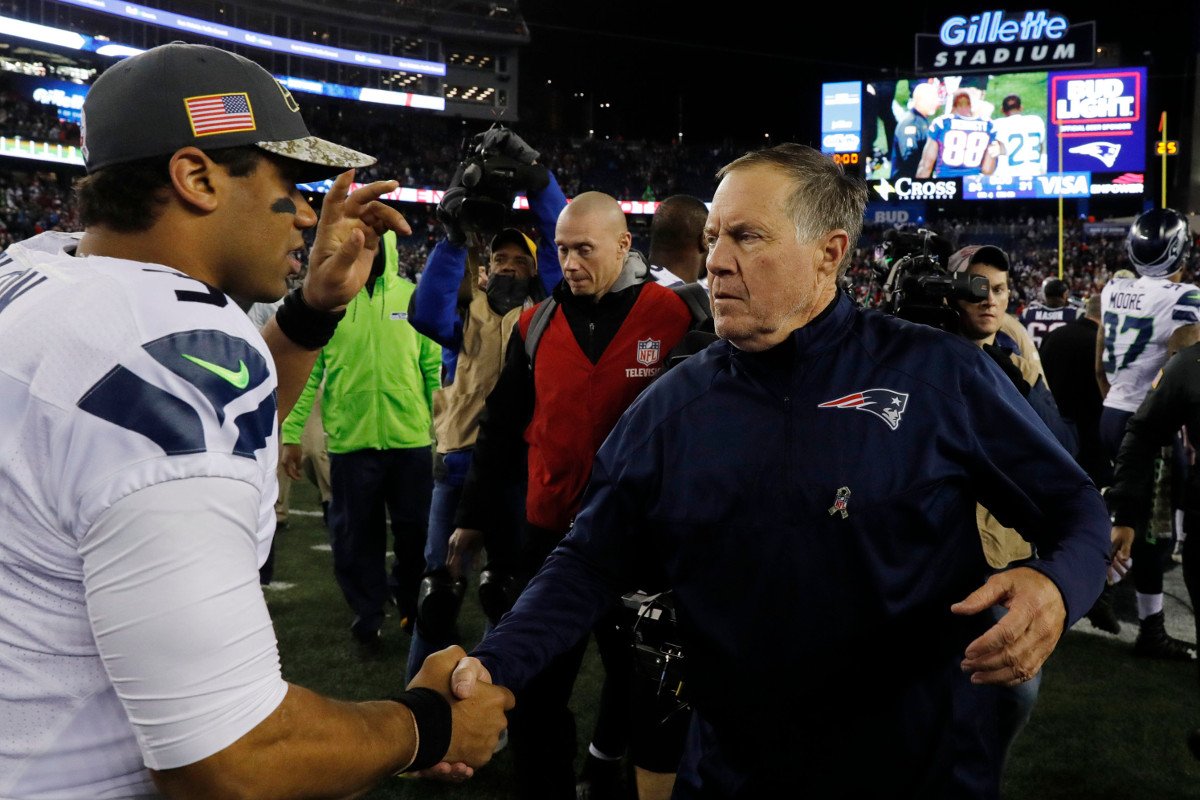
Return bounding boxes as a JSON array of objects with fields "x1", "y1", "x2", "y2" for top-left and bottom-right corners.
[
  {"x1": 447, "y1": 144, "x2": 1108, "y2": 798},
  {"x1": 405, "y1": 127, "x2": 566, "y2": 682}
]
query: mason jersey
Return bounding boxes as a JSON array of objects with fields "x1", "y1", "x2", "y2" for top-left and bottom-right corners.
[
  {"x1": 990, "y1": 113, "x2": 1047, "y2": 179},
  {"x1": 1020, "y1": 302, "x2": 1080, "y2": 349},
  {"x1": 927, "y1": 113, "x2": 998, "y2": 178},
  {"x1": 0, "y1": 232, "x2": 279, "y2": 797},
  {"x1": 1101, "y1": 275, "x2": 1200, "y2": 412}
]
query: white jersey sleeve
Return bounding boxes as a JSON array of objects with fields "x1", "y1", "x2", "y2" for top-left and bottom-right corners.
[
  {"x1": 82, "y1": 478, "x2": 288, "y2": 771},
  {"x1": 0, "y1": 232, "x2": 281, "y2": 797},
  {"x1": 1100, "y1": 275, "x2": 1200, "y2": 412}
]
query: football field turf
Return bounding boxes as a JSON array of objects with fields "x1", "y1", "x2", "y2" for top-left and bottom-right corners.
[{"x1": 271, "y1": 481, "x2": 1200, "y2": 798}]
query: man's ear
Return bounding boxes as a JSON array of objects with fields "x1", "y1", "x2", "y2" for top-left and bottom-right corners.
[
  {"x1": 618, "y1": 230, "x2": 632, "y2": 254},
  {"x1": 167, "y1": 147, "x2": 220, "y2": 214},
  {"x1": 817, "y1": 229, "x2": 850, "y2": 277}
]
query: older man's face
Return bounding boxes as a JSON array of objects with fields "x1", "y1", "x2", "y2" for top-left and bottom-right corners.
[{"x1": 704, "y1": 165, "x2": 841, "y2": 352}]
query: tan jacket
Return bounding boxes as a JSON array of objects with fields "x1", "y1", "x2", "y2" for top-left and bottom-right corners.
[
  {"x1": 977, "y1": 350, "x2": 1042, "y2": 568},
  {"x1": 1000, "y1": 312, "x2": 1045, "y2": 383},
  {"x1": 433, "y1": 288, "x2": 523, "y2": 453}
]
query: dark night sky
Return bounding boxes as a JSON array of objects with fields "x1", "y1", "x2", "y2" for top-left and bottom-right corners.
[{"x1": 514, "y1": 2, "x2": 1198, "y2": 145}]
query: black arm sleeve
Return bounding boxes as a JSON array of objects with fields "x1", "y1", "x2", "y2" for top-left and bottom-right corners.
[
  {"x1": 455, "y1": 326, "x2": 535, "y2": 530},
  {"x1": 1108, "y1": 356, "x2": 1196, "y2": 527}
]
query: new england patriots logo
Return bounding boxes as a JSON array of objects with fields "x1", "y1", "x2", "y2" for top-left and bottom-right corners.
[
  {"x1": 1068, "y1": 142, "x2": 1121, "y2": 169},
  {"x1": 817, "y1": 388, "x2": 909, "y2": 431}
]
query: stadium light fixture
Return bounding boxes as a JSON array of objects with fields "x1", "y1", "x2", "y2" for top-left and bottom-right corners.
[
  {"x1": 0, "y1": 17, "x2": 87, "y2": 49},
  {"x1": 94, "y1": 44, "x2": 144, "y2": 57},
  {"x1": 53, "y1": 0, "x2": 445, "y2": 75}
]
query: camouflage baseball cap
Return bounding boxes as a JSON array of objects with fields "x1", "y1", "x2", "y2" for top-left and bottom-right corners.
[{"x1": 81, "y1": 42, "x2": 374, "y2": 179}]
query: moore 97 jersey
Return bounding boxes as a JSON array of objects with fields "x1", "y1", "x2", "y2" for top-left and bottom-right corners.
[
  {"x1": 1100, "y1": 275, "x2": 1200, "y2": 412},
  {"x1": 927, "y1": 113, "x2": 997, "y2": 177},
  {"x1": 1020, "y1": 302, "x2": 1079, "y2": 349},
  {"x1": 0, "y1": 232, "x2": 279, "y2": 797},
  {"x1": 990, "y1": 113, "x2": 1047, "y2": 179}
]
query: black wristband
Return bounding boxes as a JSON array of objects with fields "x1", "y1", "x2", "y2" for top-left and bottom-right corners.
[
  {"x1": 274, "y1": 287, "x2": 345, "y2": 350},
  {"x1": 393, "y1": 688, "x2": 453, "y2": 772}
]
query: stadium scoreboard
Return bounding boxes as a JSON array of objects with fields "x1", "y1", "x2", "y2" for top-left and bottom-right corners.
[{"x1": 823, "y1": 66, "x2": 1148, "y2": 204}]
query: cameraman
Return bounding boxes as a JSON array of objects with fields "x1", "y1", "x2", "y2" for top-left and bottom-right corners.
[
  {"x1": 406, "y1": 128, "x2": 565, "y2": 681},
  {"x1": 948, "y1": 244, "x2": 1077, "y2": 767}
]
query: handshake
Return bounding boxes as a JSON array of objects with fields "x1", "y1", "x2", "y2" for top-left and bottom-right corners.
[{"x1": 403, "y1": 645, "x2": 513, "y2": 781}]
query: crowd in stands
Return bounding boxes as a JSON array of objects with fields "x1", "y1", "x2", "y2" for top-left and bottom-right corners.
[
  {"x1": 0, "y1": 90, "x2": 80, "y2": 145},
  {"x1": 0, "y1": 86, "x2": 1172, "y2": 304},
  {"x1": 0, "y1": 154, "x2": 1164, "y2": 308},
  {"x1": 0, "y1": 169, "x2": 78, "y2": 250}
]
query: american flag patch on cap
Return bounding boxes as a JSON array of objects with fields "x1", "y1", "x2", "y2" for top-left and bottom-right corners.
[{"x1": 184, "y1": 93, "x2": 256, "y2": 137}]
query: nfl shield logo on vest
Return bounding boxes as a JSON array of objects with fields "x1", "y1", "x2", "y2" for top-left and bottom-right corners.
[{"x1": 637, "y1": 338, "x2": 661, "y2": 366}]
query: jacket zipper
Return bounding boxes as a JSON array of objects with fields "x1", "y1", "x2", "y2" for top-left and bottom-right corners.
[{"x1": 783, "y1": 394, "x2": 792, "y2": 502}]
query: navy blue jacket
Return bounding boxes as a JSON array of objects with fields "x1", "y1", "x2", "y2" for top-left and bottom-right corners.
[{"x1": 474, "y1": 293, "x2": 1109, "y2": 798}]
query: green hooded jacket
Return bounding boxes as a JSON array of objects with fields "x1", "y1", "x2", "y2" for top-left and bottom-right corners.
[{"x1": 282, "y1": 232, "x2": 439, "y2": 452}]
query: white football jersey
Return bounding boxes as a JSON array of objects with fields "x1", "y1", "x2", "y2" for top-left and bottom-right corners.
[
  {"x1": 990, "y1": 113, "x2": 1048, "y2": 179},
  {"x1": 1100, "y1": 275, "x2": 1200, "y2": 412},
  {"x1": 645, "y1": 263, "x2": 709, "y2": 292},
  {"x1": 0, "y1": 232, "x2": 279, "y2": 797}
]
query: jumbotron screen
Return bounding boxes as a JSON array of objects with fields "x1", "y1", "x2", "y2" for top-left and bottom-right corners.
[{"x1": 820, "y1": 68, "x2": 1147, "y2": 202}]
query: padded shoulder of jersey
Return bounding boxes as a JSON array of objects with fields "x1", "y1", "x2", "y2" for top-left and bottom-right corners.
[{"x1": 2, "y1": 232, "x2": 276, "y2": 461}]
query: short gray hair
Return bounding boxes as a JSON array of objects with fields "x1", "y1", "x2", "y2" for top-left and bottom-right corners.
[{"x1": 716, "y1": 143, "x2": 867, "y2": 276}]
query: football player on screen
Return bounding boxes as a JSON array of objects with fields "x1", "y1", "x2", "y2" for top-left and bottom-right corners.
[
  {"x1": 917, "y1": 90, "x2": 1004, "y2": 179},
  {"x1": 991, "y1": 95, "x2": 1048, "y2": 180}
]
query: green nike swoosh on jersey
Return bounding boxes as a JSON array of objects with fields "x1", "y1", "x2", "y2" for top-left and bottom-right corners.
[{"x1": 181, "y1": 353, "x2": 250, "y2": 389}]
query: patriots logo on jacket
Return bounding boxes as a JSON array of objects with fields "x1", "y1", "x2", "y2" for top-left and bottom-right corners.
[{"x1": 818, "y1": 389, "x2": 909, "y2": 431}]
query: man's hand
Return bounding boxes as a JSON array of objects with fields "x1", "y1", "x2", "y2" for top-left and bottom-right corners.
[
  {"x1": 407, "y1": 646, "x2": 513, "y2": 775},
  {"x1": 475, "y1": 127, "x2": 539, "y2": 165},
  {"x1": 447, "y1": 528, "x2": 484, "y2": 580},
  {"x1": 450, "y1": 655, "x2": 494, "y2": 700},
  {"x1": 1109, "y1": 525, "x2": 1135, "y2": 583},
  {"x1": 303, "y1": 170, "x2": 410, "y2": 312},
  {"x1": 280, "y1": 443, "x2": 303, "y2": 481},
  {"x1": 951, "y1": 566, "x2": 1067, "y2": 686}
]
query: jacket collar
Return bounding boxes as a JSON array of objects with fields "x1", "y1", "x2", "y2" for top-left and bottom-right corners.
[
  {"x1": 552, "y1": 250, "x2": 648, "y2": 308},
  {"x1": 729, "y1": 290, "x2": 855, "y2": 367}
]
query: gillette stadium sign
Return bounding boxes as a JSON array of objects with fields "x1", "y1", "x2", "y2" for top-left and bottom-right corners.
[{"x1": 916, "y1": 9, "x2": 1096, "y2": 73}]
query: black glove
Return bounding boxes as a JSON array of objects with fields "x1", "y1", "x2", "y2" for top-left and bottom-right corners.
[
  {"x1": 982, "y1": 343, "x2": 1031, "y2": 396},
  {"x1": 436, "y1": 165, "x2": 468, "y2": 246},
  {"x1": 474, "y1": 126, "x2": 539, "y2": 165}
]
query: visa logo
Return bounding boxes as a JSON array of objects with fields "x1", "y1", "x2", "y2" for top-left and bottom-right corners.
[{"x1": 1037, "y1": 174, "x2": 1089, "y2": 196}]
